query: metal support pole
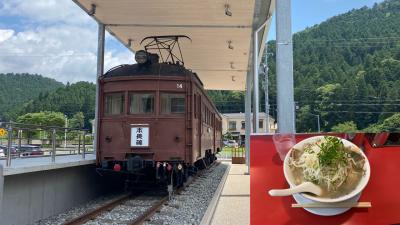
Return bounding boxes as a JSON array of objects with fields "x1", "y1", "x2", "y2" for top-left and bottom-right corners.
[
  {"x1": 82, "y1": 131, "x2": 86, "y2": 159},
  {"x1": 276, "y1": 0, "x2": 295, "y2": 133},
  {"x1": 253, "y1": 31, "x2": 259, "y2": 133},
  {"x1": 245, "y1": 70, "x2": 253, "y2": 174},
  {"x1": 64, "y1": 115, "x2": 68, "y2": 149},
  {"x1": 94, "y1": 23, "x2": 105, "y2": 156},
  {"x1": 78, "y1": 132, "x2": 81, "y2": 154},
  {"x1": 51, "y1": 129, "x2": 56, "y2": 163},
  {"x1": 6, "y1": 124, "x2": 13, "y2": 167},
  {"x1": 18, "y1": 129, "x2": 22, "y2": 153},
  {"x1": 317, "y1": 115, "x2": 321, "y2": 133}
]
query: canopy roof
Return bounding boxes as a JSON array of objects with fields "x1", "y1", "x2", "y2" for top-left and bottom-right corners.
[{"x1": 73, "y1": 0, "x2": 274, "y2": 90}]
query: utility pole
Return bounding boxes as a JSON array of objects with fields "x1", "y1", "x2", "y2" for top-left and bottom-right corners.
[
  {"x1": 310, "y1": 113, "x2": 321, "y2": 133},
  {"x1": 264, "y1": 66, "x2": 270, "y2": 133},
  {"x1": 263, "y1": 52, "x2": 273, "y2": 133}
]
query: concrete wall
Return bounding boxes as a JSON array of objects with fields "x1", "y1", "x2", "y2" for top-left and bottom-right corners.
[{"x1": 0, "y1": 164, "x2": 120, "y2": 225}]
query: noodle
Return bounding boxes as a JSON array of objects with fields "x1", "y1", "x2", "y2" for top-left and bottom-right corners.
[{"x1": 288, "y1": 136, "x2": 365, "y2": 198}]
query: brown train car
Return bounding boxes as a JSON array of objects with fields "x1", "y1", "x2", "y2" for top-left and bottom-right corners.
[{"x1": 96, "y1": 53, "x2": 222, "y2": 185}]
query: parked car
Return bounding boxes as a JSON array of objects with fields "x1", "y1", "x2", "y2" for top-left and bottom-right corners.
[
  {"x1": 0, "y1": 145, "x2": 17, "y2": 156},
  {"x1": 226, "y1": 140, "x2": 239, "y2": 148},
  {"x1": 17, "y1": 145, "x2": 44, "y2": 157}
]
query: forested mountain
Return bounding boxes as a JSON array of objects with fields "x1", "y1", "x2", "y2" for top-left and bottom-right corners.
[
  {"x1": 289, "y1": 0, "x2": 400, "y2": 132},
  {"x1": 0, "y1": 73, "x2": 63, "y2": 120},
  {"x1": 19, "y1": 82, "x2": 96, "y2": 129},
  {"x1": 211, "y1": 0, "x2": 400, "y2": 132}
]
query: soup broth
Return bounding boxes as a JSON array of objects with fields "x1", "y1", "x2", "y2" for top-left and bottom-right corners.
[{"x1": 289, "y1": 137, "x2": 365, "y2": 199}]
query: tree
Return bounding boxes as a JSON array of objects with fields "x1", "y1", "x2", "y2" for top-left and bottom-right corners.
[
  {"x1": 17, "y1": 111, "x2": 65, "y2": 127},
  {"x1": 69, "y1": 112, "x2": 85, "y2": 129},
  {"x1": 16, "y1": 111, "x2": 65, "y2": 143},
  {"x1": 296, "y1": 105, "x2": 318, "y2": 132},
  {"x1": 331, "y1": 121, "x2": 358, "y2": 133},
  {"x1": 380, "y1": 113, "x2": 400, "y2": 131}
]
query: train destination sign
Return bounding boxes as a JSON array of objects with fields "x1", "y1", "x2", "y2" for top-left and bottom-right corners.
[{"x1": 131, "y1": 126, "x2": 149, "y2": 147}]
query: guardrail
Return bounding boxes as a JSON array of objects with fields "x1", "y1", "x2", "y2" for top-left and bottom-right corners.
[{"x1": 0, "y1": 121, "x2": 94, "y2": 167}]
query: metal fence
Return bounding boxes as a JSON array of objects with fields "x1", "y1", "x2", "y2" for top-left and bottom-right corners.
[{"x1": 0, "y1": 121, "x2": 94, "y2": 167}]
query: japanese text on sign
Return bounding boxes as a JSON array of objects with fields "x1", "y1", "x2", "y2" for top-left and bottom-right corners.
[{"x1": 131, "y1": 127, "x2": 149, "y2": 147}]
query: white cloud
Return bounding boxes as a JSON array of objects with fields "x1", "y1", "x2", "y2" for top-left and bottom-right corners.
[
  {"x1": 0, "y1": 29, "x2": 14, "y2": 42},
  {"x1": 0, "y1": 0, "x2": 92, "y2": 25},
  {"x1": 0, "y1": 25, "x2": 133, "y2": 83},
  {"x1": 0, "y1": 0, "x2": 134, "y2": 83}
]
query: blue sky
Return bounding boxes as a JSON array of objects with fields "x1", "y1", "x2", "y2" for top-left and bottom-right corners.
[
  {"x1": 268, "y1": 0, "x2": 384, "y2": 40},
  {"x1": 0, "y1": 0, "x2": 385, "y2": 83}
]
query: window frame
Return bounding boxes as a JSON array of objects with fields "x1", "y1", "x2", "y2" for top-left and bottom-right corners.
[
  {"x1": 160, "y1": 92, "x2": 186, "y2": 115},
  {"x1": 228, "y1": 121, "x2": 237, "y2": 131},
  {"x1": 241, "y1": 121, "x2": 245, "y2": 130},
  {"x1": 128, "y1": 92, "x2": 155, "y2": 115},
  {"x1": 103, "y1": 91, "x2": 126, "y2": 116}
]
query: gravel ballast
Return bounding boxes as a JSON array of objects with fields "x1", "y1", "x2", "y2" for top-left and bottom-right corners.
[
  {"x1": 33, "y1": 162, "x2": 228, "y2": 225},
  {"x1": 145, "y1": 162, "x2": 228, "y2": 225},
  {"x1": 33, "y1": 194, "x2": 124, "y2": 225}
]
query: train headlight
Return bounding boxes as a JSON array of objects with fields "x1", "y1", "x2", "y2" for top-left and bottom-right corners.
[{"x1": 135, "y1": 50, "x2": 148, "y2": 64}]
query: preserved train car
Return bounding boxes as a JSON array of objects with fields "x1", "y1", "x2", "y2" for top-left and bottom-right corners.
[{"x1": 96, "y1": 36, "x2": 222, "y2": 186}]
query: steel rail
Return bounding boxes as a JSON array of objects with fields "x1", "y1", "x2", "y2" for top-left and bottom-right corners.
[
  {"x1": 61, "y1": 161, "x2": 219, "y2": 225},
  {"x1": 129, "y1": 161, "x2": 220, "y2": 225},
  {"x1": 61, "y1": 193, "x2": 132, "y2": 225}
]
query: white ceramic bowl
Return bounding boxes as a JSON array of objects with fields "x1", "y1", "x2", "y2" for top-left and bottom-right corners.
[{"x1": 283, "y1": 135, "x2": 371, "y2": 203}]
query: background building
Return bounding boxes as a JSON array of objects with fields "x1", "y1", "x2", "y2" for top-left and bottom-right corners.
[{"x1": 221, "y1": 113, "x2": 276, "y2": 145}]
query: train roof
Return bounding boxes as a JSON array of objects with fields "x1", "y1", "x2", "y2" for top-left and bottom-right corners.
[{"x1": 102, "y1": 63, "x2": 203, "y2": 86}]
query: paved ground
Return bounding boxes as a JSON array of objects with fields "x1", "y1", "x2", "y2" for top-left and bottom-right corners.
[
  {"x1": 0, "y1": 154, "x2": 96, "y2": 176},
  {"x1": 211, "y1": 163, "x2": 250, "y2": 225}
]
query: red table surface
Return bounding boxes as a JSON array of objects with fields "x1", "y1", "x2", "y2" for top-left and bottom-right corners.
[{"x1": 250, "y1": 134, "x2": 400, "y2": 225}]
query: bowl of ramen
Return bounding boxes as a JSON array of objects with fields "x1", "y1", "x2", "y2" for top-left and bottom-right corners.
[{"x1": 283, "y1": 135, "x2": 370, "y2": 203}]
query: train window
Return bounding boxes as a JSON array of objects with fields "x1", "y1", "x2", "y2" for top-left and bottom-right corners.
[
  {"x1": 161, "y1": 93, "x2": 185, "y2": 114},
  {"x1": 104, "y1": 92, "x2": 125, "y2": 115},
  {"x1": 129, "y1": 93, "x2": 154, "y2": 114}
]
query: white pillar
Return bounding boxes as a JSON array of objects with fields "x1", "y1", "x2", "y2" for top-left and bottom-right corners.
[
  {"x1": 94, "y1": 23, "x2": 105, "y2": 155},
  {"x1": 276, "y1": 0, "x2": 295, "y2": 133},
  {"x1": 245, "y1": 69, "x2": 253, "y2": 174}
]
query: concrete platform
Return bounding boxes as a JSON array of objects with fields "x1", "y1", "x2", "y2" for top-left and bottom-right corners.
[
  {"x1": 0, "y1": 154, "x2": 122, "y2": 225},
  {"x1": 0, "y1": 154, "x2": 96, "y2": 176},
  {"x1": 208, "y1": 163, "x2": 250, "y2": 225}
]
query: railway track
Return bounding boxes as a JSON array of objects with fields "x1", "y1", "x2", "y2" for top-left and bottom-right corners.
[{"x1": 62, "y1": 162, "x2": 220, "y2": 225}]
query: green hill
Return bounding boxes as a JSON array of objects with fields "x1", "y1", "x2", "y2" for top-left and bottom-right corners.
[
  {"x1": 288, "y1": 0, "x2": 400, "y2": 131},
  {"x1": 0, "y1": 73, "x2": 63, "y2": 120},
  {"x1": 20, "y1": 82, "x2": 96, "y2": 129}
]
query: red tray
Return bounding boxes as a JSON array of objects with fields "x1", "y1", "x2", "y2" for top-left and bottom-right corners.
[{"x1": 250, "y1": 134, "x2": 400, "y2": 225}]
